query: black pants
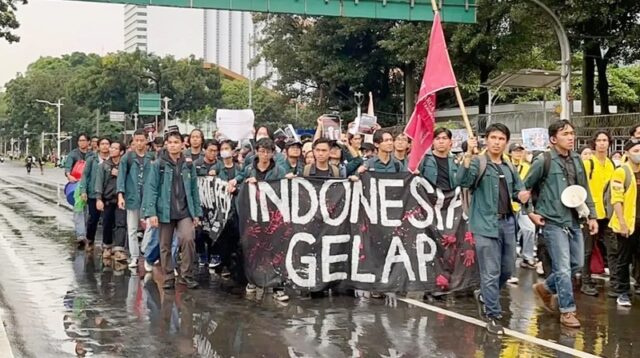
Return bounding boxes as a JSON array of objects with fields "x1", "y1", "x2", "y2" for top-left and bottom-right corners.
[
  {"x1": 86, "y1": 198, "x2": 101, "y2": 244},
  {"x1": 102, "y1": 202, "x2": 127, "y2": 249},
  {"x1": 615, "y1": 226, "x2": 640, "y2": 294},
  {"x1": 536, "y1": 229, "x2": 552, "y2": 278},
  {"x1": 195, "y1": 228, "x2": 212, "y2": 259},
  {"x1": 583, "y1": 219, "x2": 618, "y2": 287}
]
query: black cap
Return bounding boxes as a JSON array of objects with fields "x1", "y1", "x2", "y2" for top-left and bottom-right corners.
[
  {"x1": 284, "y1": 139, "x2": 302, "y2": 148},
  {"x1": 509, "y1": 143, "x2": 525, "y2": 153},
  {"x1": 624, "y1": 138, "x2": 640, "y2": 151}
]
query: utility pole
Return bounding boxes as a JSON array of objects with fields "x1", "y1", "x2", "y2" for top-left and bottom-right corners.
[
  {"x1": 35, "y1": 98, "x2": 63, "y2": 163},
  {"x1": 162, "y1": 97, "x2": 171, "y2": 133}
]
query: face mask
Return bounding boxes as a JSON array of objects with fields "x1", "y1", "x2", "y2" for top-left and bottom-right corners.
[
  {"x1": 613, "y1": 159, "x2": 621, "y2": 167},
  {"x1": 220, "y1": 150, "x2": 233, "y2": 159},
  {"x1": 629, "y1": 154, "x2": 640, "y2": 164},
  {"x1": 256, "y1": 135, "x2": 268, "y2": 141}
]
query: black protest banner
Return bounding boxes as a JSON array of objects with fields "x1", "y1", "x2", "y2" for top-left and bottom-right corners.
[
  {"x1": 236, "y1": 173, "x2": 479, "y2": 293},
  {"x1": 198, "y1": 177, "x2": 233, "y2": 243}
]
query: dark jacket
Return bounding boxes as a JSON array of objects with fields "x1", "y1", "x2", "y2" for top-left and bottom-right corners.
[
  {"x1": 79, "y1": 153, "x2": 108, "y2": 199},
  {"x1": 94, "y1": 158, "x2": 120, "y2": 203},
  {"x1": 116, "y1": 151, "x2": 156, "y2": 210},
  {"x1": 142, "y1": 151, "x2": 202, "y2": 223},
  {"x1": 236, "y1": 158, "x2": 286, "y2": 182},
  {"x1": 194, "y1": 157, "x2": 218, "y2": 177},
  {"x1": 524, "y1": 148, "x2": 596, "y2": 227},
  {"x1": 418, "y1": 151, "x2": 459, "y2": 190},
  {"x1": 456, "y1": 154, "x2": 525, "y2": 238}
]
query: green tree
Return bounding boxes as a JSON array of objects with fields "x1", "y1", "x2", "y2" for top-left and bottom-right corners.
[
  {"x1": 547, "y1": 0, "x2": 640, "y2": 115},
  {"x1": 0, "y1": 0, "x2": 26, "y2": 43}
]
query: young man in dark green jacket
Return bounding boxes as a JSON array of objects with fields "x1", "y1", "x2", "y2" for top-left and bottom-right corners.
[
  {"x1": 456, "y1": 123, "x2": 529, "y2": 335},
  {"x1": 525, "y1": 120, "x2": 598, "y2": 329},
  {"x1": 94, "y1": 141, "x2": 127, "y2": 262},
  {"x1": 416, "y1": 127, "x2": 459, "y2": 192},
  {"x1": 79, "y1": 137, "x2": 111, "y2": 251},
  {"x1": 143, "y1": 131, "x2": 203, "y2": 290},
  {"x1": 117, "y1": 129, "x2": 155, "y2": 269}
]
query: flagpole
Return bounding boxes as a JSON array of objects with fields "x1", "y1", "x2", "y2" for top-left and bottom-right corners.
[{"x1": 429, "y1": 0, "x2": 474, "y2": 137}]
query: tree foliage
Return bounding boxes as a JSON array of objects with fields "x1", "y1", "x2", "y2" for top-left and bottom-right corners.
[
  {"x1": 0, "y1": 0, "x2": 26, "y2": 43},
  {"x1": 2, "y1": 51, "x2": 227, "y2": 154}
]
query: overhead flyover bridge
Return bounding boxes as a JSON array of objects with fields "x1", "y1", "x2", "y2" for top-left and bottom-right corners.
[{"x1": 69, "y1": 0, "x2": 477, "y2": 23}]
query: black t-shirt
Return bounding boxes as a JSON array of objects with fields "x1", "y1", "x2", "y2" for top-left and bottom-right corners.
[
  {"x1": 224, "y1": 166, "x2": 236, "y2": 180},
  {"x1": 434, "y1": 156, "x2": 451, "y2": 191},
  {"x1": 314, "y1": 168, "x2": 331, "y2": 177},
  {"x1": 492, "y1": 164, "x2": 511, "y2": 215},
  {"x1": 559, "y1": 154, "x2": 577, "y2": 185}
]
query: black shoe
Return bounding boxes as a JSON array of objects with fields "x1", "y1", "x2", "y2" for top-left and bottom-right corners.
[
  {"x1": 474, "y1": 289, "x2": 486, "y2": 319},
  {"x1": 178, "y1": 276, "x2": 199, "y2": 289},
  {"x1": 580, "y1": 284, "x2": 598, "y2": 296},
  {"x1": 486, "y1": 318, "x2": 504, "y2": 335},
  {"x1": 163, "y1": 278, "x2": 175, "y2": 290}
]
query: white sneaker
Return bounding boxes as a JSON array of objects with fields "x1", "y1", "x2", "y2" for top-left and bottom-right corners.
[
  {"x1": 144, "y1": 260, "x2": 153, "y2": 272},
  {"x1": 273, "y1": 290, "x2": 289, "y2": 302},
  {"x1": 246, "y1": 283, "x2": 257, "y2": 293},
  {"x1": 536, "y1": 261, "x2": 544, "y2": 276},
  {"x1": 507, "y1": 277, "x2": 519, "y2": 284},
  {"x1": 128, "y1": 258, "x2": 138, "y2": 269}
]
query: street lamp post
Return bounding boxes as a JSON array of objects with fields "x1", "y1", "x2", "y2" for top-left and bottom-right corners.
[{"x1": 35, "y1": 98, "x2": 63, "y2": 164}]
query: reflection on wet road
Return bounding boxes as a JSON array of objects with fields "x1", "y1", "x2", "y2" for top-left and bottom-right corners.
[{"x1": 0, "y1": 164, "x2": 637, "y2": 357}]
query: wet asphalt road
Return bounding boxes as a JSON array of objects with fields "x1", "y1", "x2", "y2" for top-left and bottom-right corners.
[{"x1": 0, "y1": 162, "x2": 638, "y2": 358}]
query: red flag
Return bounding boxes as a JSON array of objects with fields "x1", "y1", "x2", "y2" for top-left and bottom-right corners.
[{"x1": 404, "y1": 13, "x2": 458, "y2": 172}]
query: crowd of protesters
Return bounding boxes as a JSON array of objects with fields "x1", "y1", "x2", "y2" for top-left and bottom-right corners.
[{"x1": 62, "y1": 117, "x2": 640, "y2": 335}]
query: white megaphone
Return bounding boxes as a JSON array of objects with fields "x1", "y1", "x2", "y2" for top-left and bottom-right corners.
[{"x1": 561, "y1": 185, "x2": 590, "y2": 219}]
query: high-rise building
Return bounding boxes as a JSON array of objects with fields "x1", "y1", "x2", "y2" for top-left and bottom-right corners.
[
  {"x1": 123, "y1": 6, "x2": 272, "y2": 83},
  {"x1": 123, "y1": 5, "x2": 148, "y2": 52}
]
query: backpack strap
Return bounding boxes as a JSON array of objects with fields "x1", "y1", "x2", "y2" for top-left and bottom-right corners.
[
  {"x1": 588, "y1": 157, "x2": 595, "y2": 180},
  {"x1": 473, "y1": 155, "x2": 488, "y2": 190},
  {"x1": 330, "y1": 164, "x2": 339, "y2": 178}
]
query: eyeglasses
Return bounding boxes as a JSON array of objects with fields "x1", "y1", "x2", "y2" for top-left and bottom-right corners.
[{"x1": 257, "y1": 149, "x2": 273, "y2": 154}]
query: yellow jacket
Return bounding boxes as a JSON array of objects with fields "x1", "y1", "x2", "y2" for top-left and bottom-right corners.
[
  {"x1": 512, "y1": 160, "x2": 531, "y2": 212},
  {"x1": 584, "y1": 156, "x2": 615, "y2": 219},
  {"x1": 608, "y1": 162, "x2": 637, "y2": 235}
]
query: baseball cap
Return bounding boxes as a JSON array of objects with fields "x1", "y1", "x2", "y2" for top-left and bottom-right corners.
[{"x1": 509, "y1": 143, "x2": 525, "y2": 153}]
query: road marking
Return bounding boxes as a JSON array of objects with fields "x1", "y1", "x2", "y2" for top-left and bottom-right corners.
[
  {"x1": 398, "y1": 297, "x2": 601, "y2": 358},
  {"x1": 0, "y1": 308, "x2": 15, "y2": 358}
]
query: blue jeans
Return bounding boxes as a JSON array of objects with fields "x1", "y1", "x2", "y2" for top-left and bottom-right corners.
[
  {"x1": 517, "y1": 212, "x2": 536, "y2": 262},
  {"x1": 73, "y1": 211, "x2": 86, "y2": 241},
  {"x1": 542, "y1": 224, "x2": 584, "y2": 313},
  {"x1": 475, "y1": 215, "x2": 517, "y2": 318}
]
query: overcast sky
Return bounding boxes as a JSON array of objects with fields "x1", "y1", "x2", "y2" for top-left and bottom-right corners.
[{"x1": 0, "y1": 0, "x2": 124, "y2": 88}]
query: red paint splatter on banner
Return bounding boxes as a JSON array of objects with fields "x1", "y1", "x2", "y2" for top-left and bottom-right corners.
[
  {"x1": 441, "y1": 234, "x2": 457, "y2": 248},
  {"x1": 463, "y1": 249, "x2": 475, "y2": 267},
  {"x1": 359, "y1": 223, "x2": 368, "y2": 233},
  {"x1": 464, "y1": 231, "x2": 475, "y2": 246},
  {"x1": 402, "y1": 206, "x2": 424, "y2": 221},
  {"x1": 436, "y1": 274, "x2": 449, "y2": 290},
  {"x1": 246, "y1": 224, "x2": 261, "y2": 239},
  {"x1": 265, "y1": 210, "x2": 284, "y2": 234}
]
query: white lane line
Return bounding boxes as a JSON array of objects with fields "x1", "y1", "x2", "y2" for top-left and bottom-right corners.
[{"x1": 398, "y1": 298, "x2": 601, "y2": 358}]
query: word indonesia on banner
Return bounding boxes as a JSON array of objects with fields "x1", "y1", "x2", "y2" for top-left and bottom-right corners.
[{"x1": 233, "y1": 173, "x2": 479, "y2": 293}]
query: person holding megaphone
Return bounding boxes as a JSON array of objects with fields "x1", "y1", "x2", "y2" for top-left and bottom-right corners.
[{"x1": 524, "y1": 120, "x2": 598, "y2": 329}]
